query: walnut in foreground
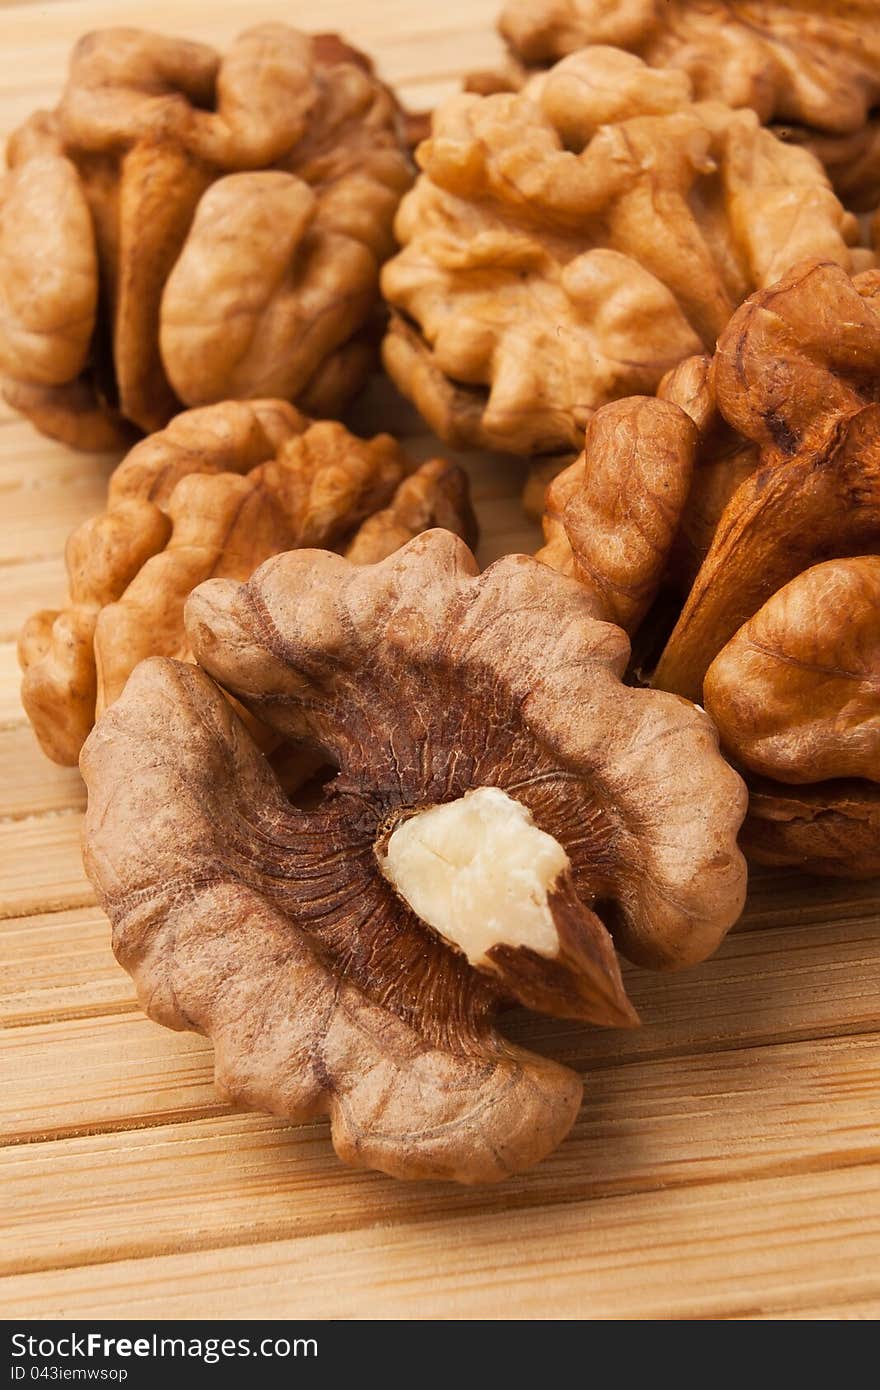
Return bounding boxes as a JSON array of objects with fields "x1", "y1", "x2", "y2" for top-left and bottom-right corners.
[
  {"x1": 0, "y1": 25, "x2": 412, "y2": 448},
  {"x1": 19, "y1": 399, "x2": 475, "y2": 765},
  {"x1": 80, "y1": 531, "x2": 747, "y2": 1183},
  {"x1": 539, "y1": 259, "x2": 880, "y2": 877},
  {"x1": 382, "y1": 45, "x2": 864, "y2": 457}
]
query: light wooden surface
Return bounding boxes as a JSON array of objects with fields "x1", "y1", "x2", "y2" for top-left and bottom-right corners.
[{"x1": 1, "y1": 0, "x2": 879, "y2": 1323}]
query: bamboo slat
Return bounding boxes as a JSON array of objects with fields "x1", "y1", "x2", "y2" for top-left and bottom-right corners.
[
  {"x1": 4, "y1": 1031, "x2": 879, "y2": 1280},
  {"x1": 4, "y1": 918, "x2": 878, "y2": 1141},
  {"x1": 0, "y1": 813, "x2": 93, "y2": 920},
  {"x1": 3, "y1": 1167, "x2": 879, "y2": 1320}
]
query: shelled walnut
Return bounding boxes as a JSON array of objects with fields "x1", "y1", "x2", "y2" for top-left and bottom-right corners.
[
  {"x1": 0, "y1": 25, "x2": 412, "y2": 449},
  {"x1": 538, "y1": 258, "x2": 880, "y2": 877},
  {"x1": 703, "y1": 558, "x2": 880, "y2": 784},
  {"x1": 492, "y1": 1, "x2": 880, "y2": 209},
  {"x1": 382, "y1": 46, "x2": 865, "y2": 457},
  {"x1": 80, "y1": 531, "x2": 747, "y2": 1183},
  {"x1": 19, "y1": 400, "x2": 476, "y2": 766}
]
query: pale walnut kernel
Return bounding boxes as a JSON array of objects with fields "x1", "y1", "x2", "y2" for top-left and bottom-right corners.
[{"x1": 382, "y1": 47, "x2": 862, "y2": 455}]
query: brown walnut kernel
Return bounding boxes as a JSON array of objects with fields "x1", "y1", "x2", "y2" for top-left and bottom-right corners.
[
  {"x1": 495, "y1": 1, "x2": 880, "y2": 208},
  {"x1": 740, "y1": 778, "x2": 880, "y2": 879},
  {"x1": 0, "y1": 25, "x2": 412, "y2": 447},
  {"x1": 537, "y1": 397, "x2": 700, "y2": 633},
  {"x1": 19, "y1": 400, "x2": 475, "y2": 766},
  {"x1": 704, "y1": 558, "x2": 880, "y2": 786},
  {"x1": 381, "y1": 46, "x2": 863, "y2": 456},
  {"x1": 655, "y1": 263, "x2": 880, "y2": 702},
  {"x1": 654, "y1": 354, "x2": 761, "y2": 592},
  {"x1": 538, "y1": 258, "x2": 880, "y2": 877},
  {"x1": 80, "y1": 531, "x2": 747, "y2": 1183}
]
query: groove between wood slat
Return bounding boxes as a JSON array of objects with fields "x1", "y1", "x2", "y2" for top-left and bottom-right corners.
[
  {"x1": 2, "y1": 1029, "x2": 879, "y2": 1277},
  {"x1": 2, "y1": 717, "x2": 878, "y2": 926},
  {"x1": 1, "y1": 907, "x2": 127, "y2": 1026},
  {"x1": 0, "y1": 811, "x2": 93, "y2": 919},
  {"x1": 4, "y1": 906, "x2": 879, "y2": 1044},
  {"x1": 3, "y1": 917, "x2": 878, "y2": 1143},
  {"x1": 725, "y1": 870, "x2": 880, "y2": 933},
  {"x1": 0, "y1": 725, "x2": 85, "y2": 820},
  {"x1": 5, "y1": 900, "x2": 873, "y2": 1034},
  {"x1": 2, "y1": 1164, "x2": 878, "y2": 1319}
]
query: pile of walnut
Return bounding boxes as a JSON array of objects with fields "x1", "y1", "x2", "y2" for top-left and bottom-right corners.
[
  {"x1": 481, "y1": 1, "x2": 880, "y2": 209},
  {"x1": 10, "y1": 10, "x2": 880, "y2": 1185},
  {"x1": 0, "y1": 24, "x2": 412, "y2": 448},
  {"x1": 539, "y1": 259, "x2": 880, "y2": 879}
]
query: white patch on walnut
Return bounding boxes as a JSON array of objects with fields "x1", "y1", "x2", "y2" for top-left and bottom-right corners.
[{"x1": 377, "y1": 786, "x2": 569, "y2": 964}]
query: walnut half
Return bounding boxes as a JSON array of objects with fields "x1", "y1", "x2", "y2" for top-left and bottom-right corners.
[
  {"x1": 382, "y1": 45, "x2": 863, "y2": 457},
  {"x1": 0, "y1": 25, "x2": 412, "y2": 447},
  {"x1": 496, "y1": 1, "x2": 880, "y2": 208},
  {"x1": 538, "y1": 258, "x2": 880, "y2": 878},
  {"x1": 80, "y1": 531, "x2": 747, "y2": 1183},
  {"x1": 19, "y1": 400, "x2": 475, "y2": 765}
]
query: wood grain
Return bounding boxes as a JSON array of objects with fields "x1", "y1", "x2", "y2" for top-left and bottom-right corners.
[
  {"x1": 3, "y1": 1167, "x2": 879, "y2": 1320},
  {"x1": 2, "y1": 483, "x2": 108, "y2": 566},
  {"x1": 0, "y1": 558, "x2": 68, "y2": 644},
  {"x1": 0, "y1": 727, "x2": 86, "y2": 819},
  {"x1": 0, "y1": 0, "x2": 878, "y2": 1322},
  {"x1": 1, "y1": 908, "x2": 133, "y2": 1027},
  {"x1": 4, "y1": 918, "x2": 879, "y2": 1143},
  {"x1": 0, "y1": 813, "x2": 93, "y2": 920},
  {"x1": 0, "y1": 643, "x2": 25, "y2": 726},
  {"x1": 4, "y1": 1032, "x2": 878, "y2": 1278}
]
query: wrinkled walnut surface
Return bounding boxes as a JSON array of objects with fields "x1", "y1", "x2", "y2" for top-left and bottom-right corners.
[
  {"x1": 382, "y1": 46, "x2": 862, "y2": 456},
  {"x1": 742, "y1": 777, "x2": 880, "y2": 879},
  {"x1": 19, "y1": 400, "x2": 475, "y2": 765},
  {"x1": 538, "y1": 258, "x2": 880, "y2": 876},
  {"x1": 496, "y1": 1, "x2": 880, "y2": 207},
  {"x1": 704, "y1": 557, "x2": 880, "y2": 785},
  {"x1": 80, "y1": 531, "x2": 747, "y2": 1183},
  {"x1": 655, "y1": 262, "x2": 880, "y2": 703},
  {"x1": 0, "y1": 25, "x2": 412, "y2": 448}
]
